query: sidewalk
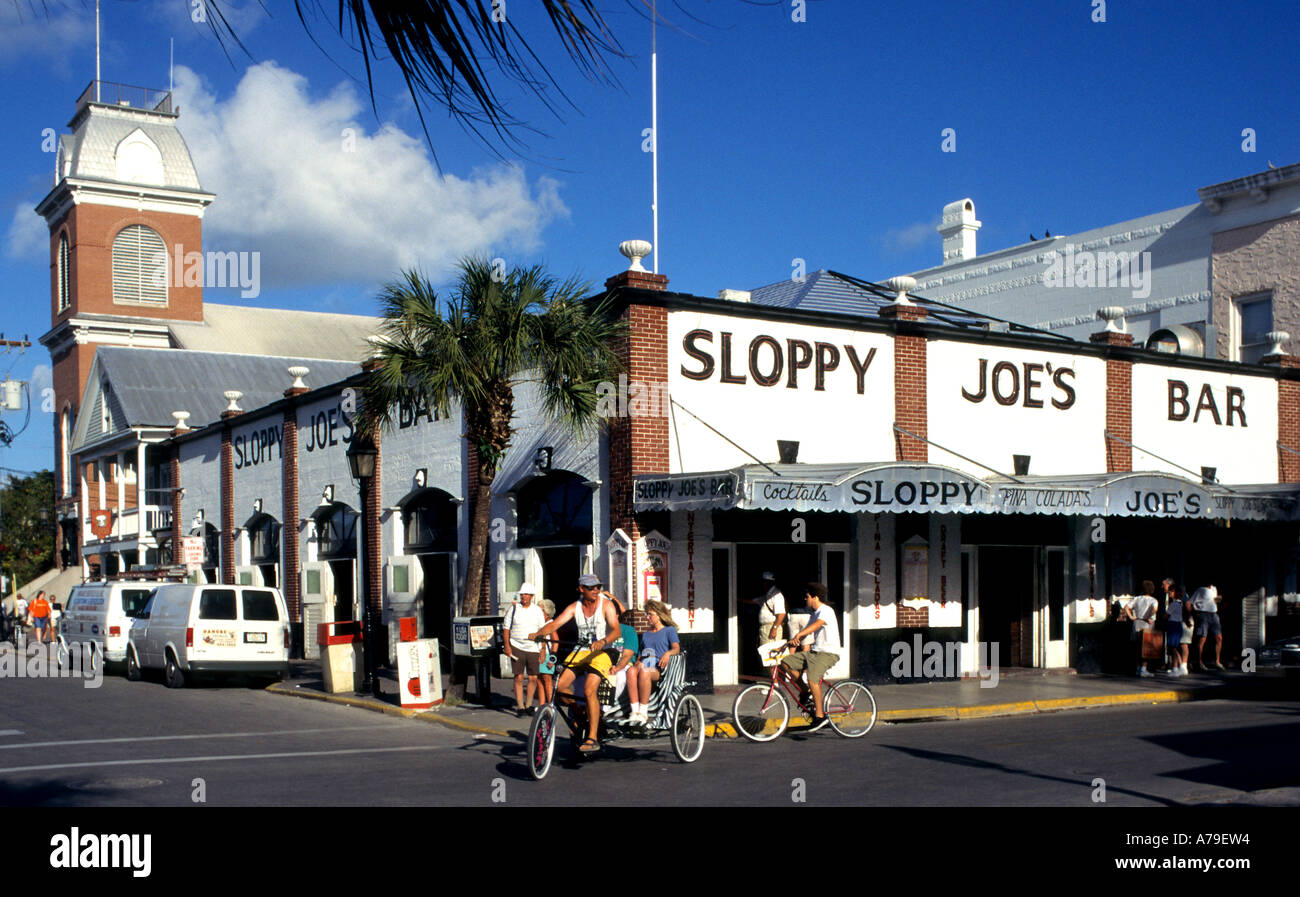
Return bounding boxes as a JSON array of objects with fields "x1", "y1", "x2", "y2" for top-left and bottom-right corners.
[{"x1": 267, "y1": 661, "x2": 1298, "y2": 739}]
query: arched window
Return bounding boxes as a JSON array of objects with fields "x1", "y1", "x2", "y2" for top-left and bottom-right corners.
[
  {"x1": 246, "y1": 514, "x2": 282, "y2": 564},
  {"x1": 111, "y1": 225, "x2": 168, "y2": 306},
  {"x1": 60, "y1": 407, "x2": 73, "y2": 495},
  {"x1": 57, "y1": 233, "x2": 70, "y2": 312},
  {"x1": 401, "y1": 489, "x2": 458, "y2": 553},
  {"x1": 516, "y1": 471, "x2": 593, "y2": 548},
  {"x1": 313, "y1": 503, "x2": 358, "y2": 560}
]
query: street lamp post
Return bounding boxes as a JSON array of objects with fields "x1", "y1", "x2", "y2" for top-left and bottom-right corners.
[{"x1": 346, "y1": 437, "x2": 381, "y2": 699}]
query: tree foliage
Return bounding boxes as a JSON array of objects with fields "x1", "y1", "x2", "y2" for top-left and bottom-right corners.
[
  {"x1": 0, "y1": 470, "x2": 55, "y2": 592},
  {"x1": 360, "y1": 258, "x2": 624, "y2": 614}
]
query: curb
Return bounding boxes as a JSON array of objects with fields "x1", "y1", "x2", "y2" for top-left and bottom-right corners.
[
  {"x1": 269, "y1": 680, "x2": 1232, "y2": 740},
  {"x1": 706, "y1": 686, "x2": 1227, "y2": 738},
  {"x1": 267, "y1": 682, "x2": 516, "y2": 738}
]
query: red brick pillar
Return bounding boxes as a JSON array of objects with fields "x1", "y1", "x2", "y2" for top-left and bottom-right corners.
[
  {"x1": 1263, "y1": 354, "x2": 1300, "y2": 482},
  {"x1": 365, "y1": 431, "x2": 383, "y2": 623},
  {"x1": 220, "y1": 408, "x2": 241, "y2": 584},
  {"x1": 282, "y1": 386, "x2": 307, "y2": 622},
  {"x1": 605, "y1": 268, "x2": 670, "y2": 607},
  {"x1": 879, "y1": 304, "x2": 929, "y2": 462},
  {"x1": 1090, "y1": 330, "x2": 1134, "y2": 472},
  {"x1": 169, "y1": 445, "x2": 183, "y2": 564}
]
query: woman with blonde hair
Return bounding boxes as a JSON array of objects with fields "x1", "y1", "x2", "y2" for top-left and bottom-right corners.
[{"x1": 626, "y1": 600, "x2": 680, "y2": 726}]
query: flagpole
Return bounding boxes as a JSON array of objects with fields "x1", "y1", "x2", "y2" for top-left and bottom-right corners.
[
  {"x1": 95, "y1": 0, "x2": 101, "y2": 101},
  {"x1": 651, "y1": 0, "x2": 659, "y2": 274}
]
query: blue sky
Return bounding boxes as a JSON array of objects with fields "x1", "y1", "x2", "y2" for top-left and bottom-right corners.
[{"x1": 0, "y1": 0, "x2": 1297, "y2": 478}]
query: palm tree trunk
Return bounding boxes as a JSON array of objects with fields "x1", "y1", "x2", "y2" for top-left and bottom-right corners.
[{"x1": 463, "y1": 473, "x2": 495, "y2": 617}]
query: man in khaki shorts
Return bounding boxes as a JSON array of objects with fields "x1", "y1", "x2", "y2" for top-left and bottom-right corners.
[{"x1": 780, "y1": 582, "x2": 839, "y2": 732}]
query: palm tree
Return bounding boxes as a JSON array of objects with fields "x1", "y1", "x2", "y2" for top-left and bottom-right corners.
[{"x1": 359, "y1": 258, "x2": 624, "y2": 617}]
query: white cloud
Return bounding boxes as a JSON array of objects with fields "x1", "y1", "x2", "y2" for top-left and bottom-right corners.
[
  {"x1": 171, "y1": 63, "x2": 567, "y2": 290},
  {"x1": 882, "y1": 220, "x2": 938, "y2": 253},
  {"x1": 4, "y1": 203, "x2": 46, "y2": 259},
  {"x1": 28, "y1": 363, "x2": 52, "y2": 407},
  {"x1": 0, "y1": 6, "x2": 92, "y2": 67}
]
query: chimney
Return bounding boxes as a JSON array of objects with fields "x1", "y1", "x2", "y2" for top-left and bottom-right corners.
[{"x1": 938, "y1": 198, "x2": 981, "y2": 264}]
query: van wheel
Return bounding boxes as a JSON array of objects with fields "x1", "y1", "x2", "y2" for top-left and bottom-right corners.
[
  {"x1": 164, "y1": 653, "x2": 187, "y2": 689},
  {"x1": 126, "y1": 648, "x2": 141, "y2": 682}
]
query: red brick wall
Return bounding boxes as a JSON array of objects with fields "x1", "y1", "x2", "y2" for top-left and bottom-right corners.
[
  {"x1": 281, "y1": 398, "x2": 303, "y2": 621},
  {"x1": 49, "y1": 204, "x2": 204, "y2": 326},
  {"x1": 170, "y1": 447, "x2": 183, "y2": 561},
  {"x1": 1091, "y1": 331, "x2": 1134, "y2": 472},
  {"x1": 1266, "y1": 356, "x2": 1300, "y2": 482},
  {"x1": 365, "y1": 433, "x2": 383, "y2": 619},
  {"x1": 880, "y1": 305, "x2": 928, "y2": 461},
  {"x1": 220, "y1": 417, "x2": 236, "y2": 584},
  {"x1": 897, "y1": 605, "x2": 930, "y2": 628},
  {"x1": 605, "y1": 273, "x2": 670, "y2": 607}
]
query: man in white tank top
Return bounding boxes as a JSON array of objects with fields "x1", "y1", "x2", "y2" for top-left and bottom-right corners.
[{"x1": 531, "y1": 573, "x2": 622, "y2": 752}]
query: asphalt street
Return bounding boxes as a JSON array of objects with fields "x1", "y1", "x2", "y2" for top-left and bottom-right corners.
[{"x1": 2, "y1": 657, "x2": 1298, "y2": 808}]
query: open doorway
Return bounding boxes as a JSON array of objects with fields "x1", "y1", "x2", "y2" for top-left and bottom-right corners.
[
  {"x1": 735, "y1": 543, "x2": 821, "y2": 678},
  {"x1": 419, "y1": 553, "x2": 454, "y2": 672},
  {"x1": 978, "y1": 546, "x2": 1035, "y2": 667}
]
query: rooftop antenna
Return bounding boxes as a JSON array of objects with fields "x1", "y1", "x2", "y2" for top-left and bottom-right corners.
[
  {"x1": 651, "y1": 0, "x2": 659, "y2": 274},
  {"x1": 170, "y1": 37, "x2": 174, "y2": 95},
  {"x1": 95, "y1": 0, "x2": 101, "y2": 101}
]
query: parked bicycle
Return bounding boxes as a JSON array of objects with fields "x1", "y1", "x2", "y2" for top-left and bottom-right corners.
[
  {"x1": 732, "y1": 645, "x2": 876, "y2": 741},
  {"x1": 527, "y1": 640, "x2": 705, "y2": 779}
]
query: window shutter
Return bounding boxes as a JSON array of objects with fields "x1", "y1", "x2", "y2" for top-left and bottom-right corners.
[{"x1": 111, "y1": 225, "x2": 168, "y2": 306}]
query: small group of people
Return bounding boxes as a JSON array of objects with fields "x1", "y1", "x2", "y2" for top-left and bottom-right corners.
[
  {"x1": 1122, "y1": 578, "x2": 1224, "y2": 677},
  {"x1": 751, "y1": 572, "x2": 842, "y2": 731},
  {"x1": 502, "y1": 573, "x2": 683, "y2": 753},
  {"x1": 4, "y1": 590, "x2": 56, "y2": 644}
]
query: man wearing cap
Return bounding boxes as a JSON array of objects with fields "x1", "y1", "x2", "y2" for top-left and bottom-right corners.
[
  {"x1": 750, "y1": 571, "x2": 788, "y2": 649},
  {"x1": 503, "y1": 583, "x2": 547, "y2": 716},
  {"x1": 530, "y1": 574, "x2": 622, "y2": 753}
]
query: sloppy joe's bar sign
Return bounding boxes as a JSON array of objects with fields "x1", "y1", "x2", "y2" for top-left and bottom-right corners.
[
  {"x1": 928, "y1": 342, "x2": 1107, "y2": 477},
  {"x1": 634, "y1": 466, "x2": 1297, "y2": 521},
  {"x1": 668, "y1": 311, "x2": 895, "y2": 471}
]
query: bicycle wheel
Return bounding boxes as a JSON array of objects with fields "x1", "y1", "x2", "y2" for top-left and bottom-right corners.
[
  {"x1": 824, "y1": 680, "x2": 876, "y2": 738},
  {"x1": 671, "y1": 694, "x2": 705, "y2": 762},
  {"x1": 732, "y1": 684, "x2": 789, "y2": 742},
  {"x1": 527, "y1": 705, "x2": 558, "y2": 780}
]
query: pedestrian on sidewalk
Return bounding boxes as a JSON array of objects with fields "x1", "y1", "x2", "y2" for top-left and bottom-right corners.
[
  {"x1": 28, "y1": 591, "x2": 53, "y2": 646},
  {"x1": 1121, "y1": 581, "x2": 1159, "y2": 678},
  {"x1": 749, "y1": 571, "x2": 787, "y2": 649},
  {"x1": 1189, "y1": 585, "x2": 1224, "y2": 671},
  {"x1": 502, "y1": 583, "x2": 546, "y2": 716},
  {"x1": 9, "y1": 593, "x2": 27, "y2": 641},
  {"x1": 1162, "y1": 580, "x2": 1190, "y2": 677}
]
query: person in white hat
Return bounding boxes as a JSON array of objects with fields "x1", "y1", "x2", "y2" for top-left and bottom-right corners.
[
  {"x1": 503, "y1": 583, "x2": 547, "y2": 716},
  {"x1": 750, "y1": 571, "x2": 787, "y2": 649}
]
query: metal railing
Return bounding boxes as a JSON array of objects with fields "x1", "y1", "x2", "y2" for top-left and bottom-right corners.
[{"x1": 76, "y1": 80, "x2": 174, "y2": 114}]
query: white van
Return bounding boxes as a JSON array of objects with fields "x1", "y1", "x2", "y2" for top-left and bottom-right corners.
[
  {"x1": 127, "y1": 584, "x2": 291, "y2": 687},
  {"x1": 61, "y1": 582, "x2": 156, "y2": 669}
]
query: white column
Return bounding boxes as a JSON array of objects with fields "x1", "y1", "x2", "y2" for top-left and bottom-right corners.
[{"x1": 116, "y1": 452, "x2": 126, "y2": 538}]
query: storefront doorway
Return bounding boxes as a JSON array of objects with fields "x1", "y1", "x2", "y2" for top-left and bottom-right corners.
[{"x1": 735, "y1": 543, "x2": 820, "y2": 678}]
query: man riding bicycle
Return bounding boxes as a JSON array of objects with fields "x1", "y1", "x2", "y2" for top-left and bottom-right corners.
[
  {"x1": 780, "y1": 582, "x2": 840, "y2": 732},
  {"x1": 530, "y1": 573, "x2": 625, "y2": 753}
]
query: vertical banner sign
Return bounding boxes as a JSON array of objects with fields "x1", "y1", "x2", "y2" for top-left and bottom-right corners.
[
  {"x1": 939, "y1": 524, "x2": 948, "y2": 607},
  {"x1": 686, "y1": 513, "x2": 696, "y2": 627},
  {"x1": 640, "y1": 531, "x2": 671, "y2": 608},
  {"x1": 873, "y1": 515, "x2": 882, "y2": 619},
  {"x1": 902, "y1": 536, "x2": 929, "y2": 607}
]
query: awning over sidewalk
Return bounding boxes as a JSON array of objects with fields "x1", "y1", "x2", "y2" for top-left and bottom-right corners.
[{"x1": 633, "y1": 463, "x2": 1300, "y2": 521}]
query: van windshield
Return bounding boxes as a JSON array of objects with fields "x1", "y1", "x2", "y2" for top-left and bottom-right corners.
[
  {"x1": 199, "y1": 589, "x2": 238, "y2": 620},
  {"x1": 243, "y1": 591, "x2": 281, "y2": 621},
  {"x1": 122, "y1": 589, "x2": 152, "y2": 618}
]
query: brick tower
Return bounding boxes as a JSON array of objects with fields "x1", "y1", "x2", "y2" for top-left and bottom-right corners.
[{"x1": 36, "y1": 80, "x2": 214, "y2": 561}]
